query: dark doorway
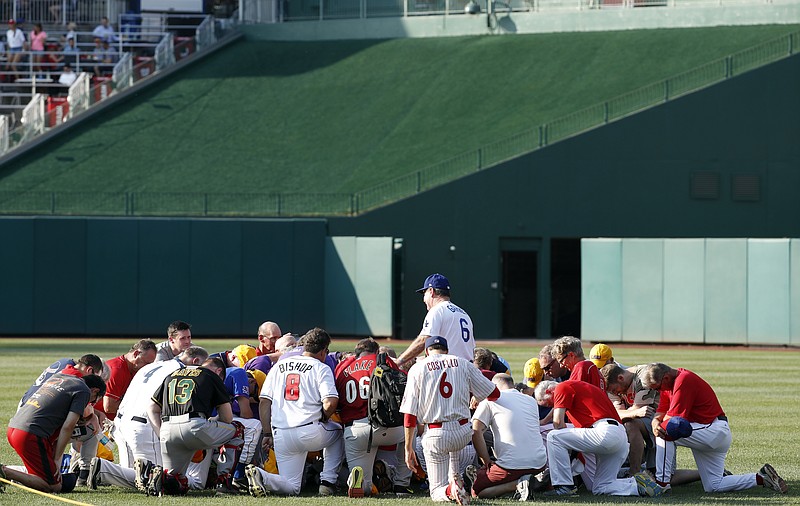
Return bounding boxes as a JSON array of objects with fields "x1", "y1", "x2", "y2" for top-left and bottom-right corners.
[
  {"x1": 551, "y1": 238, "x2": 581, "y2": 337},
  {"x1": 501, "y1": 250, "x2": 538, "y2": 337}
]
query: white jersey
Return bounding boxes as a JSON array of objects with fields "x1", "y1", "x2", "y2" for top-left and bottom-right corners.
[
  {"x1": 117, "y1": 358, "x2": 184, "y2": 420},
  {"x1": 420, "y1": 301, "x2": 475, "y2": 361},
  {"x1": 261, "y1": 355, "x2": 338, "y2": 429},
  {"x1": 400, "y1": 353, "x2": 495, "y2": 423},
  {"x1": 473, "y1": 389, "x2": 547, "y2": 470}
]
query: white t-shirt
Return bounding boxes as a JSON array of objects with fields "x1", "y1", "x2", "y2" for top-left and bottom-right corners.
[
  {"x1": 420, "y1": 300, "x2": 475, "y2": 361},
  {"x1": 6, "y1": 28, "x2": 25, "y2": 49},
  {"x1": 118, "y1": 358, "x2": 184, "y2": 420},
  {"x1": 473, "y1": 389, "x2": 547, "y2": 470},
  {"x1": 59, "y1": 71, "x2": 76, "y2": 86},
  {"x1": 400, "y1": 353, "x2": 495, "y2": 424},
  {"x1": 261, "y1": 354, "x2": 337, "y2": 429}
]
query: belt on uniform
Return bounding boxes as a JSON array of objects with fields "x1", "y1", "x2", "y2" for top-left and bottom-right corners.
[
  {"x1": 428, "y1": 419, "x2": 468, "y2": 429},
  {"x1": 717, "y1": 415, "x2": 728, "y2": 422},
  {"x1": 273, "y1": 421, "x2": 314, "y2": 430},
  {"x1": 131, "y1": 416, "x2": 148, "y2": 424},
  {"x1": 344, "y1": 421, "x2": 354, "y2": 427},
  {"x1": 162, "y1": 412, "x2": 207, "y2": 422},
  {"x1": 598, "y1": 419, "x2": 619, "y2": 426}
]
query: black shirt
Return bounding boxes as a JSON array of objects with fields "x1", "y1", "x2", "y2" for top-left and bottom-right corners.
[{"x1": 152, "y1": 367, "x2": 229, "y2": 417}]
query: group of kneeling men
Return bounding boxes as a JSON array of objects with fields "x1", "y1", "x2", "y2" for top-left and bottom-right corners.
[{"x1": 0, "y1": 326, "x2": 789, "y2": 502}]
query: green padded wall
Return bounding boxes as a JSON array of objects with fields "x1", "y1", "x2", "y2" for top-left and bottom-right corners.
[
  {"x1": 325, "y1": 236, "x2": 393, "y2": 337},
  {"x1": 662, "y1": 239, "x2": 704, "y2": 343},
  {"x1": 0, "y1": 218, "x2": 34, "y2": 333},
  {"x1": 704, "y1": 239, "x2": 747, "y2": 344},
  {"x1": 747, "y1": 239, "x2": 791, "y2": 344},
  {"x1": 792, "y1": 239, "x2": 800, "y2": 346},
  {"x1": 621, "y1": 239, "x2": 663, "y2": 342},
  {"x1": 580, "y1": 238, "x2": 621, "y2": 342}
]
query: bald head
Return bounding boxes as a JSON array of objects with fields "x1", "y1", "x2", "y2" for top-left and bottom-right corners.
[
  {"x1": 492, "y1": 373, "x2": 514, "y2": 390},
  {"x1": 257, "y1": 321, "x2": 282, "y2": 354}
]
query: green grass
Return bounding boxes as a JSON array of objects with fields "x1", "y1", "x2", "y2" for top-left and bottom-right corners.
[
  {"x1": 0, "y1": 25, "x2": 799, "y2": 202},
  {"x1": 0, "y1": 338, "x2": 798, "y2": 505}
]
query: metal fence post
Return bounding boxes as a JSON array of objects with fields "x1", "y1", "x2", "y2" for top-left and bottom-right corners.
[
  {"x1": 277, "y1": 193, "x2": 282, "y2": 216},
  {"x1": 538, "y1": 125, "x2": 544, "y2": 147},
  {"x1": 789, "y1": 33, "x2": 794, "y2": 55},
  {"x1": 416, "y1": 171, "x2": 421, "y2": 193},
  {"x1": 477, "y1": 148, "x2": 483, "y2": 170},
  {"x1": 603, "y1": 102, "x2": 609, "y2": 123},
  {"x1": 725, "y1": 56, "x2": 732, "y2": 78},
  {"x1": 664, "y1": 79, "x2": 670, "y2": 102}
]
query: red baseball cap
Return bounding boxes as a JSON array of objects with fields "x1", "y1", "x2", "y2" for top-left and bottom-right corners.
[{"x1": 8, "y1": 19, "x2": 16, "y2": 24}]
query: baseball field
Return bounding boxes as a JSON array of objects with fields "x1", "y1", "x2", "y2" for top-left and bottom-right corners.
[{"x1": 0, "y1": 337, "x2": 797, "y2": 505}]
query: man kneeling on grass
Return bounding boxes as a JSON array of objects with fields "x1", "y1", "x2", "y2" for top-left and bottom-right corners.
[{"x1": 2, "y1": 372, "x2": 106, "y2": 494}]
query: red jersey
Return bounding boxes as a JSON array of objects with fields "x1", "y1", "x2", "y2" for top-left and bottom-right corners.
[
  {"x1": 334, "y1": 353, "x2": 401, "y2": 424},
  {"x1": 93, "y1": 355, "x2": 133, "y2": 415},
  {"x1": 659, "y1": 368, "x2": 724, "y2": 424},
  {"x1": 554, "y1": 380, "x2": 621, "y2": 428},
  {"x1": 570, "y1": 360, "x2": 604, "y2": 391}
]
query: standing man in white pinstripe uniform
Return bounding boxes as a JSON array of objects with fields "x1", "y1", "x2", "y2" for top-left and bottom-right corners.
[{"x1": 400, "y1": 336, "x2": 500, "y2": 505}]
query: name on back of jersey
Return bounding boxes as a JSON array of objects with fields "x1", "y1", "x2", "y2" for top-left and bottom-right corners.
[
  {"x1": 277, "y1": 361, "x2": 314, "y2": 374},
  {"x1": 446, "y1": 304, "x2": 466, "y2": 315},
  {"x1": 426, "y1": 358, "x2": 459, "y2": 371},
  {"x1": 170, "y1": 368, "x2": 201, "y2": 377},
  {"x1": 341, "y1": 360, "x2": 374, "y2": 378}
]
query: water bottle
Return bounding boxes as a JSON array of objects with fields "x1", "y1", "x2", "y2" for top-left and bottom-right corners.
[{"x1": 98, "y1": 431, "x2": 116, "y2": 452}]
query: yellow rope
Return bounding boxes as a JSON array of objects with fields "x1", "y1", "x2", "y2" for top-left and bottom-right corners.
[{"x1": 0, "y1": 476, "x2": 94, "y2": 506}]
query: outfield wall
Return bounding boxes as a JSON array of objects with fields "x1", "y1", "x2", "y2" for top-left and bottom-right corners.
[
  {"x1": 1, "y1": 49, "x2": 798, "y2": 341},
  {"x1": 582, "y1": 238, "x2": 800, "y2": 345}
]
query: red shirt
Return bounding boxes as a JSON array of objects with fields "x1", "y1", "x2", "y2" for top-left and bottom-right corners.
[
  {"x1": 334, "y1": 353, "x2": 401, "y2": 424},
  {"x1": 93, "y1": 355, "x2": 133, "y2": 415},
  {"x1": 554, "y1": 380, "x2": 620, "y2": 428},
  {"x1": 659, "y1": 368, "x2": 724, "y2": 424},
  {"x1": 570, "y1": 360, "x2": 604, "y2": 391},
  {"x1": 61, "y1": 364, "x2": 83, "y2": 378}
]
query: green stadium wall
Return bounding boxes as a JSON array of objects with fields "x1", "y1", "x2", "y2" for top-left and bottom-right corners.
[{"x1": 0, "y1": 54, "x2": 798, "y2": 342}]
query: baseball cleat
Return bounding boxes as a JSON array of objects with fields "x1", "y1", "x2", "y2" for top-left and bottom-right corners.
[
  {"x1": 514, "y1": 474, "x2": 532, "y2": 501},
  {"x1": 635, "y1": 472, "x2": 670, "y2": 497},
  {"x1": 133, "y1": 458, "x2": 153, "y2": 493},
  {"x1": 463, "y1": 465, "x2": 477, "y2": 497},
  {"x1": 393, "y1": 484, "x2": 414, "y2": 497},
  {"x1": 347, "y1": 466, "x2": 365, "y2": 498},
  {"x1": 87, "y1": 457, "x2": 101, "y2": 490},
  {"x1": 146, "y1": 465, "x2": 164, "y2": 496},
  {"x1": 448, "y1": 473, "x2": 470, "y2": 505},
  {"x1": 246, "y1": 464, "x2": 268, "y2": 498},
  {"x1": 542, "y1": 485, "x2": 578, "y2": 496},
  {"x1": 758, "y1": 464, "x2": 788, "y2": 493}
]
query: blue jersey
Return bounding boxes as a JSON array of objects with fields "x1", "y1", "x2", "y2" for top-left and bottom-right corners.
[
  {"x1": 224, "y1": 367, "x2": 250, "y2": 416},
  {"x1": 19, "y1": 358, "x2": 75, "y2": 408}
]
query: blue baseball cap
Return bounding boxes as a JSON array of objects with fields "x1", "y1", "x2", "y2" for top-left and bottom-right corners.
[
  {"x1": 416, "y1": 273, "x2": 451, "y2": 293},
  {"x1": 425, "y1": 336, "x2": 448, "y2": 349},
  {"x1": 665, "y1": 416, "x2": 693, "y2": 440}
]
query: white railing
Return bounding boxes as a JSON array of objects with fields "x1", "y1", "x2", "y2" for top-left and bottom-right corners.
[
  {"x1": 20, "y1": 94, "x2": 46, "y2": 142},
  {"x1": 155, "y1": 32, "x2": 176, "y2": 70},
  {"x1": 0, "y1": 0, "x2": 125, "y2": 26},
  {"x1": 113, "y1": 52, "x2": 134, "y2": 91},
  {"x1": 196, "y1": 15, "x2": 216, "y2": 50},
  {"x1": 68, "y1": 73, "x2": 91, "y2": 118},
  {"x1": 0, "y1": 14, "x2": 221, "y2": 158},
  {"x1": 0, "y1": 115, "x2": 9, "y2": 153}
]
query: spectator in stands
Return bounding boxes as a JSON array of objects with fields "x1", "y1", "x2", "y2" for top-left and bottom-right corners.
[
  {"x1": 62, "y1": 36, "x2": 79, "y2": 68},
  {"x1": 61, "y1": 22, "x2": 77, "y2": 43},
  {"x1": 59, "y1": 63, "x2": 76, "y2": 85},
  {"x1": 93, "y1": 39, "x2": 117, "y2": 76},
  {"x1": 30, "y1": 23, "x2": 47, "y2": 78},
  {"x1": 5, "y1": 19, "x2": 26, "y2": 79},
  {"x1": 92, "y1": 16, "x2": 115, "y2": 42}
]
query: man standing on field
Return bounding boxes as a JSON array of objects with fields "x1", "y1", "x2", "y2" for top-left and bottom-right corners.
[{"x1": 397, "y1": 273, "x2": 475, "y2": 369}]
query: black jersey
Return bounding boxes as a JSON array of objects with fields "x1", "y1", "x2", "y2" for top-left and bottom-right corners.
[{"x1": 151, "y1": 367, "x2": 229, "y2": 417}]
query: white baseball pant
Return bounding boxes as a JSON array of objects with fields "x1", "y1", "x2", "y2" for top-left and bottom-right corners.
[
  {"x1": 547, "y1": 419, "x2": 639, "y2": 496},
  {"x1": 96, "y1": 450, "x2": 211, "y2": 490},
  {"x1": 655, "y1": 418, "x2": 756, "y2": 492},
  {"x1": 215, "y1": 417, "x2": 262, "y2": 475},
  {"x1": 115, "y1": 416, "x2": 161, "y2": 468},
  {"x1": 249, "y1": 420, "x2": 343, "y2": 495},
  {"x1": 344, "y1": 417, "x2": 405, "y2": 495},
  {"x1": 420, "y1": 421, "x2": 474, "y2": 502}
]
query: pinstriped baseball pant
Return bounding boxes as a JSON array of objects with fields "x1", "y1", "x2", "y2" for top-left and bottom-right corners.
[{"x1": 421, "y1": 421, "x2": 473, "y2": 501}]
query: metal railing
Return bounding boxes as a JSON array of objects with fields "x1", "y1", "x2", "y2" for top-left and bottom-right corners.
[
  {"x1": 242, "y1": 0, "x2": 793, "y2": 21},
  {"x1": 0, "y1": 0, "x2": 124, "y2": 26}
]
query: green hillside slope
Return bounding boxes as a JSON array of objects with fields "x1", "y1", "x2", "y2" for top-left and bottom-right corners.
[{"x1": 1, "y1": 25, "x2": 798, "y2": 195}]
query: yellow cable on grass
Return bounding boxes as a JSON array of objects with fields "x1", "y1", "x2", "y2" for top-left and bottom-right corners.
[{"x1": 0, "y1": 476, "x2": 94, "y2": 506}]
